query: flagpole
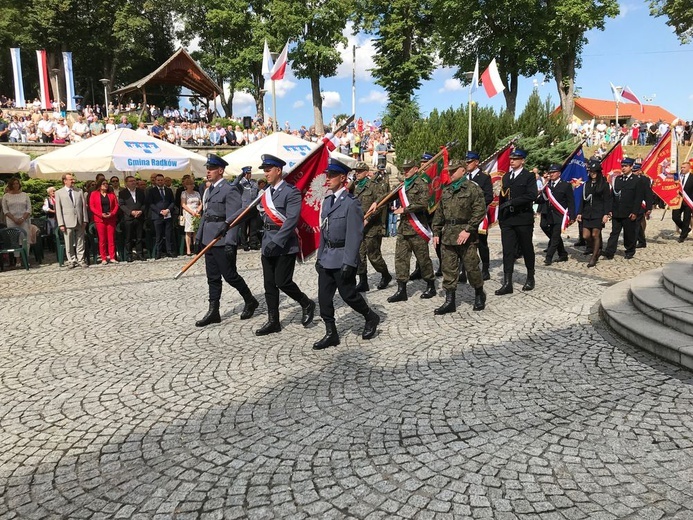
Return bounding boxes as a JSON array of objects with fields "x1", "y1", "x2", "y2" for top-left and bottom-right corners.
[
  {"x1": 468, "y1": 86, "x2": 472, "y2": 151},
  {"x1": 272, "y1": 80, "x2": 277, "y2": 132}
]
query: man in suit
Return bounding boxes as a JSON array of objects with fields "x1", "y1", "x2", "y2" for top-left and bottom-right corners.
[
  {"x1": 463, "y1": 150, "x2": 494, "y2": 281},
  {"x1": 237, "y1": 166, "x2": 261, "y2": 251},
  {"x1": 672, "y1": 159, "x2": 693, "y2": 243},
  {"x1": 146, "y1": 173, "x2": 175, "y2": 258},
  {"x1": 604, "y1": 158, "x2": 645, "y2": 259},
  {"x1": 538, "y1": 164, "x2": 575, "y2": 265},
  {"x1": 634, "y1": 163, "x2": 653, "y2": 248},
  {"x1": 255, "y1": 154, "x2": 316, "y2": 336},
  {"x1": 313, "y1": 159, "x2": 380, "y2": 350},
  {"x1": 54, "y1": 173, "x2": 89, "y2": 268},
  {"x1": 194, "y1": 154, "x2": 259, "y2": 327},
  {"x1": 118, "y1": 175, "x2": 146, "y2": 261},
  {"x1": 495, "y1": 149, "x2": 538, "y2": 295}
]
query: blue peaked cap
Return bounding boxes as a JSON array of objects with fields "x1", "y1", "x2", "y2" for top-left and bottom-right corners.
[
  {"x1": 259, "y1": 154, "x2": 286, "y2": 169},
  {"x1": 205, "y1": 153, "x2": 228, "y2": 169},
  {"x1": 326, "y1": 158, "x2": 351, "y2": 175}
]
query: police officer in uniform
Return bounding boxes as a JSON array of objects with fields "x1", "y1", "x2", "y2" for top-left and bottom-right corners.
[
  {"x1": 255, "y1": 154, "x2": 316, "y2": 335},
  {"x1": 353, "y1": 162, "x2": 392, "y2": 292},
  {"x1": 313, "y1": 159, "x2": 381, "y2": 350},
  {"x1": 538, "y1": 163, "x2": 575, "y2": 265},
  {"x1": 195, "y1": 154, "x2": 259, "y2": 327},
  {"x1": 432, "y1": 159, "x2": 487, "y2": 314},
  {"x1": 462, "y1": 151, "x2": 493, "y2": 281},
  {"x1": 634, "y1": 162, "x2": 653, "y2": 248},
  {"x1": 387, "y1": 159, "x2": 436, "y2": 302},
  {"x1": 495, "y1": 149, "x2": 538, "y2": 295},
  {"x1": 238, "y1": 166, "x2": 261, "y2": 250},
  {"x1": 604, "y1": 158, "x2": 645, "y2": 259}
]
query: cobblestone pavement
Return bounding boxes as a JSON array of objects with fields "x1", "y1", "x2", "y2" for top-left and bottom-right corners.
[{"x1": 1, "y1": 209, "x2": 693, "y2": 519}]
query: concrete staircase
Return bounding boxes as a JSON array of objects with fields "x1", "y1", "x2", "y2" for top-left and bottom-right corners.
[{"x1": 599, "y1": 258, "x2": 693, "y2": 370}]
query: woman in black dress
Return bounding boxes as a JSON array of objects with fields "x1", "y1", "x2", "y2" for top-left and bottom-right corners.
[{"x1": 577, "y1": 160, "x2": 612, "y2": 267}]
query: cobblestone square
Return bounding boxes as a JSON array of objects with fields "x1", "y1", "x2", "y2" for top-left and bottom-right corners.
[{"x1": 1, "y1": 209, "x2": 692, "y2": 519}]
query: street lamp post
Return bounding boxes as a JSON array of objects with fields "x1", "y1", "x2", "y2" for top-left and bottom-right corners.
[
  {"x1": 614, "y1": 85, "x2": 623, "y2": 127},
  {"x1": 99, "y1": 79, "x2": 110, "y2": 118},
  {"x1": 51, "y1": 68, "x2": 61, "y2": 116},
  {"x1": 352, "y1": 45, "x2": 358, "y2": 116}
]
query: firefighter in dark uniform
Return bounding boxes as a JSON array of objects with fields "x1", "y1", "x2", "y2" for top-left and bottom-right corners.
[
  {"x1": 353, "y1": 161, "x2": 392, "y2": 292},
  {"x1": 604, "y1": 158, "x2": 645, "y2": 260},
  {"x1": 495, "y1": 149, "x2": 538, "y2": 295},
  {"x1": 195, "y1": 154, "x2": 259, "y2": 327},
  {"x1": 255, "y1": 154, "x2": 316, "y2": 336},
  {"x1": 461, "y1": 150, "x2": 493, "y2": 281},
  {"x1": 634, "y1": 162, "x2": 653, "y2": 248},
  {"x1": 432, "y1": 159, "x2": 487, "y2": 314},
  {"x1": 313, "y1": 159, "x2": 381, "y2": 350},
  {"x1": 538, "y1": 163, "x2": 575, "y2": 265}
]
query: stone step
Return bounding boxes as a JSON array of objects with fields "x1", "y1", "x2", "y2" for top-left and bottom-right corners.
[
  {"x1": 630, "y1": 269, "x2": 693, "y2": 337},
  {"x1": 599, "y1": 277, "x2": 693, "y2": 370},
  {"x1": 662, "y1": 257, "x2": 693, "y2": 306}
]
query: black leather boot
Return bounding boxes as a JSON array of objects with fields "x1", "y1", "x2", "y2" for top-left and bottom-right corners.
[
  {"x1": 239, "y1": 289, "x2": 259, "y2": 320},
  {"x1": 459, "y1": 265, "x2": 467, "y2": 285},
  {"x1": 434, "y1": 289, "x2": 456, "y2": 315},
  {"x1": 255, "y1": 311, "x2": 281, "y2": 336},
  {"x1": 300, "y1": 297, "x2": 315, "y2": 327},
  {"x1": 421, "y1": 280, "x2": 436, "y2": 299},
  {"x1": 362, "y1": 310, "x2": 380, "y2": 340},
  {"x1": 387, "y1": 282, "x2": 408, "y2": 303},
  {"x1": 481, "y1": 264, "x2": 490, "y2": 281},
  {"x1": 355, "y1": 274, "x2": 370, "y2": 292},
  {"x1": 409, "y1": 265, "x2": 422, "y2": 280},
  {"x1": 196, "y1": 300, "x2": 221, "y2": 327},
  {"x1": 522, "y1": 270, "x2": 535, "y2": 291},
  {"x1": 473, "y1": 287, "x2": 486, "y2": 311},
  {"x1": 377, "y1": 270, "x2": 392, "y2": 290},
  {"x1": 495, "y1": 273, "x2": 513, "y2": 295},
  {"x1": 312, "y1": 321, "x2": 340, "y2": 350}
]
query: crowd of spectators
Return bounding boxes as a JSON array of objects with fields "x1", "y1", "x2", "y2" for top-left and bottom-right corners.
[{"x1": 568, "y1": 118, "x2": 692, "y2": 148}]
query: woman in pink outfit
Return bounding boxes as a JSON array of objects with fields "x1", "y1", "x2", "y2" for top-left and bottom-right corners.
[{"x1": 89, "y1": 179, "x2": 120, "y2": 264}]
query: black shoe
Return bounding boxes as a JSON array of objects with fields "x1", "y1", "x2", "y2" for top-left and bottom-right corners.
[
  {"x1": 678, "y1": 236, "x2": 687, "y2": 243},
  {"x1": 624, "y1": 253, "x2": 634, "y2": 259},
  {"x1": 635, "y1": 243, "x2": 646, "y2": 249},
  {"x1": 409, "y1": 266, "x2": 422, "y2": 280},
  {"x1": 434, "y1": 289, "x2": 456, "y2": 315},
  {"x1": 420, "y1": 280, "x2": 436, "y2": 299},
  {"x1": 240, "y1": 294, "x2": 259, "y2": 320},
  {"x1": 495, "y1": 274, "x2": 513, "y2": 295},
  {"x1": 387, "y1": 282, "x2": 408, "y2": 303},
  {"x1": 244, "y1": 245, "x2": 250, "y2": 251},
  {"x1": 313, "y1": 322, "x2": 340, "y2": 350},
  {"x1": 583, "y1": 249, "x2": 592, "y2": 255},
  {"x1": 556, "y1": 255, "x2": 568, "y2": 263},
  {"x1": 587, "y1": 260, "x2": 597, "y2": 267},
  {"x1": 196, "y1": 301, "x2": 221, "y2": 327},
  {"x1": 481, "y1": 264, "x2": 490, "y2": 281},
  {"x1": 256, "y1": 312, "x2": 281, "y2": 335},
  {"x1": 377, "y1": 271, "x2": 392, "y2": 290},
  {"x1": 544, "y1": 257, "x2": 553, "y2": 266},
  {"x1": 522, "y1": 271, "x2": 535, "y2": 291},
  {"x1": 362, "y1": 310, "x2": 380, "y2": 340},
  {"x1": 435, "y1": 268, "x2": 443, "y2": 277},
  {"x1": 603, "y1": 253, "x2": 614, "y2": 260},
  {"x1": 355, "y1": 274, "x2": 370, "y2": 292},
  {"x1": 458, "y1": 267, "x2": 467, "y2": 285},
  {"x1": 473, "y1": 287, "x2": 486, "y2": 311},
  {"x1": 301, "y1": 299, "x2": 315, "y2": 327},
  {"x1": 574, "y1": 239, "x2": 586, "y2": 247}
]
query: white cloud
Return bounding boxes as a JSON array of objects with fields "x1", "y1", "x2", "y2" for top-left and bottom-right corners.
[
  {"x1": 232, "y1": 91, "x2": 256, "y2": 115},
  {"x1": 335, "y1": 24, "x2": 377, "y2": 81},
  {"x1": 439, "y1": 78, "x2": 463, "y2": 93},
  {"x1": 272, "y1": 79, "x2": 297, "y2": 98},
  {"x1": 617, "y1": 2, "x2": 640, "y2": 18},
  {"x1": 293, "y1": 100, "x2": 305, "y2": 109},
  {"x1": 358, "y1": 90, "x2": 388, "y2": 104},
  {"x1": 305, "y1": 91, "x2": 342, "y2": 108}
]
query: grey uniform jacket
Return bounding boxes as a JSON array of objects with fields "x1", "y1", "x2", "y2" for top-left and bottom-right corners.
[
  {"x1": 261, "y1": 181, "x2": 302, "y2": 256},
  {"x1": 55, "y1": 187, "x2": 89, "y2": 228},
  {"x1": 196, "y1": 181, "x2": 243, "y2": 247},
  {"x1": 317, "y1": 191, "x2": 364, "y2": 269},
  {"x1": 239, "y1": 177, "x2": 259, "y2": 208}
]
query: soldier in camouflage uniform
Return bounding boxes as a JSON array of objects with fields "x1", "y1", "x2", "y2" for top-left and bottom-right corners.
[
  {"x1": 387, "y1": 159, "x2": 436, "y2": 303},
  {"x1": 432, "y1": 159, "x2": 487, "y2": 314},
  {"x1": 352, "y1": 162, "x2": 392, "y2": 292}
]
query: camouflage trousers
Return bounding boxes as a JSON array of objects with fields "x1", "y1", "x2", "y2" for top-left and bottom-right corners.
[
  {"x1": 395, "y1": 234, "x2": 434, "y2": 282},
  {"x1": 357, "y1": 235, "x2": 389, "y2": 276},
  {"x1": 441, "y1": 243, "x2": 483, "y2": 291}
]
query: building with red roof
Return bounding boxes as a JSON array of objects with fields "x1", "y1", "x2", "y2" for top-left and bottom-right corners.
[{"x1": 555, "y1": 97, "x2": 682, "y2": 125}]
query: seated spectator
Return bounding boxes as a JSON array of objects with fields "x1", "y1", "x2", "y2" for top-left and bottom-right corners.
[
  {"x1": 53, "y1": 117, "x2": 70, "y2": 144},
  {"x1": 38, "y1": 112, "x2": 55, "y2": 142},
  {"x1": 105, "y1": 117, "x2": 117, "y2": 133},
  {"x1": 8, "y1": 116, "x2": 22, "y2": 142},
  {"x1": 90, "y1": 118, "x2": 104, "y2": 136},
  {"x1": 26, "y1": 122, "x2": 39, "y2": 142},
  {"x1": 118, "y1": 115, "x2": 132, "y2": 129},
  {"x1": 136, "y1": 122, "x2": 150, "y2": 136},
  {"x1": 71, "y1": 114, "x2": 90, "y2": 142}
]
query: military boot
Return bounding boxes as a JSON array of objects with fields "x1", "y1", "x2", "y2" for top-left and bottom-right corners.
[
  {"x1": 255, "y1": 311, "x2": 281, "y2": 336},
  {"x1": 239, "y1": 289, "x2": 259, "y2": 320},
  {"x1": 522, "y1": 270, "x2": 535, "y2": 291},
  {"x1": 481, "y1": 263, "x2": 490, "y2": 281},
  {"x1": 495, "y1": 273, "x2": 513, "y2": 295},
  {"x1": 355, "y1": 274, "x2": 370, "y2": 292},
  {"x1": 196, "y1": 300, "x2": 221, "y2": 327},
  {"x1": 409, "y1": 265, "x2": 422, "y2": 280},
  {"x1": 387, "y1": 282, "x2": 408, "y2": 303},
  {"x1": 420, "y1": 280, "x2": 436, "y2": 299},
  {"x1": 377, "y1": 270, "x2": 392, "y2": 290},
  {"x1": 434, "y1": 289, "x2": 456, "y2": 315},
  {"x1": 459, "y1": 265, "x2": 467, "y2": 285},
  {"x1": 473, "y1": 287, "x2": 486, "y2": 311},
  {"x1": 312, "y1": 321, "x2": 340, "y2": 350}
]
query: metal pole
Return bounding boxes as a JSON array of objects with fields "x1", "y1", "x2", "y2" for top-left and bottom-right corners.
[
  {"x1": 615, "y1": 101, "x2": 619, "y2": 128},
  {"x1": 52, "y1": 68, "x2": 61, "y2": 116},
  {"x1": 352, "y1": 45, "x2": 356, "y2": 116},
  {"x1": 468, "y1": 86, "x2": 473, "y2": 151},
  {"x1": 272, "y1": 80, "x2": 278, "y2": 132}
]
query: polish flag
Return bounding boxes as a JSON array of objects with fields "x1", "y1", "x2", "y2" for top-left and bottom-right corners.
[
  {"x1": 270, "y1": 41, "x2": 289, "y2": 81},
  {"x1": 262, "y1": 40, "x2": 274, "y2": 76},
  {"x1": 621, "y1": 86, "x2": 644, "y2": 113},
  {"x1": 480, "y1": 59, "x2": 505, "y2": 98}
]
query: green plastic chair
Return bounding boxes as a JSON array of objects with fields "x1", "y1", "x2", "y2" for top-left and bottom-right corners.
[
  {"x1": 54, "y1": 226, "x2": 66, "y2": 266},
  {"x1": 0, "y1": 228, "x2": 30, "y2": 271}
]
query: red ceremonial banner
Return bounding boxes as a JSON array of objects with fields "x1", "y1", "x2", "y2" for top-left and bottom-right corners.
[
  {"x1": 640, "y1": 130, "x2": 682, "y2": 209},
  {"x1": 479, "y1": 145, "x2": 512, "y2": 233},
  {"x1": 601, "y1": 141, "x2": 623, "y2": 182}
]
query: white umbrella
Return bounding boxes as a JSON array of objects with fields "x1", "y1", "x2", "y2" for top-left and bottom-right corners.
[
  {"x1": 29, "y1": 128, "x2": 207, "y2": 180},
  {"x1": 0, "y1": 144, "x2": 31, "y2": 173},
  {"x1": 221, "y1": 132, "x2": 359, "y2": 179}
]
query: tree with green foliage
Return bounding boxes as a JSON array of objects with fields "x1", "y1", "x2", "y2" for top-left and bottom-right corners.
[
  {"x1": 515, "y1": 89, "x2": 566, "y2": 144},
  {"x1": 650, "y1": 0, "x2": 693, "y2": 43}
]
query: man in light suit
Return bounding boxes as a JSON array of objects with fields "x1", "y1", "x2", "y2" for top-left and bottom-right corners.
[
  {"x1": 255, "y1": 154, "x2": 316, "y2": 336},
  {"x1": 194, "y1": 154, "x2": 259, "y2": 327},
  {"x1": 118, "y1": 175, "x2": 146, "y2": 261},
  {"x1": 313, "y1": 159, "x2": 380, "y2": 350},
  {"x1": 54, "y1": 173, "x2": 89, "y2": 268},
  {"x1": 146, "y1": 173, "x2": 176, "y2": 258}
]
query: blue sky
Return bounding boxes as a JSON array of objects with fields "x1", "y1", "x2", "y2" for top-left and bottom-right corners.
[{"x1": 220, "y1": 5, "x2": 693, "y2": 127}]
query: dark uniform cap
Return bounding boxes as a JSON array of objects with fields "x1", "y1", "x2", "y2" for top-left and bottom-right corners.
[
  {"x1": 421, "y1": 152, "x2": 434, "y2": 163},
  {"x1": 402, "y1": 159, "x2": 417, "y2": 169},
  {"x1": 466, "y1": 151, "x2": 480, "y2": 161},
  {"x1": 587, "y1": 160, "x2": 602, "y2": 173},
  {"x1": 547, "y1": 163, "x2": 562, "y2": 173},
  {"x1": 621, "y1": 158, "x2": 635, "y2": 166},
  {"x1": 353, "y1": 161, "x2": 370, "y2": 171},
  {"x1": 326, "y1": 158, "x2": 351, "y2": 176},
  {"x1": 205, "y1": 153, "x2": 228, "y2": 169},
  {"x1": 632, "y1": 163, "x2": 642, "y2": 172},
  {"x1": 509, "y1": 149, "x2": 527, "y2": 159},
  {"x1": 445, "y1": 159, "x2": 466, "y2": 171},
  {"x1": 259, "y1": 154, "x2": 286, "y2": 170},
  {"x1": 241, "y1": 166, "x2": 252, "y2": 174}
]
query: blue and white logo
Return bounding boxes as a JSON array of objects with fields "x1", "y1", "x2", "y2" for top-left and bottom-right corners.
[{"x1": 124, "y1": 141, "x2": 161, "y2": 154}]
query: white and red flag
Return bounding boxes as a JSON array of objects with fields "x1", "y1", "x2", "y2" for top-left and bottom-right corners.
[
  {"x1": 270, "y1": 41, "x2": 289, "y2": 81},
  {"x1": 36, "y1": 50, "x2": 51, "y2": 109},
  {"x1": 601, "y1": 140, "x2": 624, "y2": 183},
  {"x1": 262, "y1": 40, "x2": 274, "y2": 76},
  {"x1": 640, "y1": 129, "x2": 681, "y2": 208},
  {"x1": 479, "y1": 142, "x2": 513, "y2": 233},
  {"x1": 480, "y1": 59, "x2": 505, "y2": 98},
  {"x1": 621, "y1": 86, "x2": 644, "y2": 113}
]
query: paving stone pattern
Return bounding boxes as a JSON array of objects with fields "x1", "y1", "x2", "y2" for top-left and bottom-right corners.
[{"x1": 1, "y1": 209, "x2": 693, "y2": 519}]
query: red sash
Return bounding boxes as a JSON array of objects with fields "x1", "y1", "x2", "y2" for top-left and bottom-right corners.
[
  {"x1": 261, "y1": 189, "x2": 286, "y2": 227},
  {"x1": 398, "y1": 187, "x2": 432, "y2": 242},
  {"x1": 544, "y1": 184, "x2": 570, "y2": 231}
]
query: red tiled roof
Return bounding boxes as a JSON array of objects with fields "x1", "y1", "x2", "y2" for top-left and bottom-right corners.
[{"x1": 558, "y1": 97, "x2": 681, "y2": 123}]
